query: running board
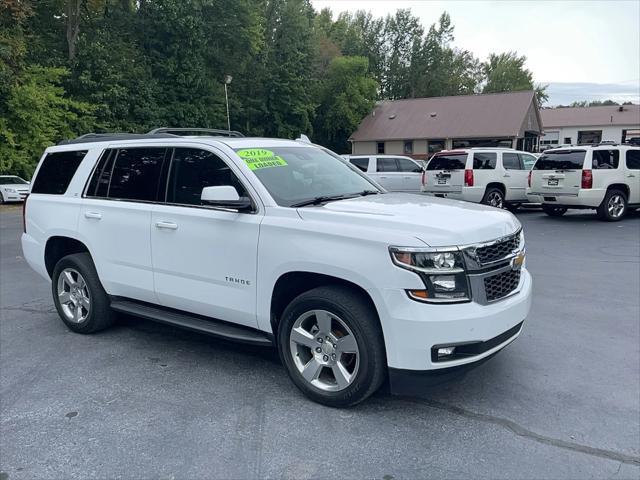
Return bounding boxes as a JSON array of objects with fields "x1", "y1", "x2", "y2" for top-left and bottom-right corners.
[{"x1": 110, "y1": 299, "x2": 273, "y2": 347}]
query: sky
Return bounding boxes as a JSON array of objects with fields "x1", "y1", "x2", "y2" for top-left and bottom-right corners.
[{"x1": 311, "y1": 0, "x2": 640, "y2": 106}]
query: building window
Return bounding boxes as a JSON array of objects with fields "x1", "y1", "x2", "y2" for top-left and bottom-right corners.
[
  {"x1": 622, "y1": 129, "x2": 640, "y2": 144},
  {"x1": 577, "y1": 130, "x2": 602, "y2": 145},
  {"x1": 453, "y1": 138, "x2": 512, "y2": 149},
  {"x1": 427, "y1": 139, "x2": 445, "y2": 155},
  {"x1": 403, "y1": 140, "x2": 413, "y2": 154},
  {"x1": 376, "y1": 142, "x2": 385, "y2": 154},
  {"x1": 564, "y1": 137, "x2": 572, "y2": 144}
]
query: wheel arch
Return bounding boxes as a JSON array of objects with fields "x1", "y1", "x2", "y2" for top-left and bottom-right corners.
[
  {"x1": 485, "y1": 182, "x2": 506, "y2": 195},
  {"x1": 607, "y1": 183, "x2": 630, "y2": 199},
  {"x1": 44, "y1": 236, "x2": 91, "y2": 279}
]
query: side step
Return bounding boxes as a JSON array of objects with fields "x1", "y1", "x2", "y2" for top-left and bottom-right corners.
[{"x1": 110, "y1": 299, "x2": 273, "y2": 347}]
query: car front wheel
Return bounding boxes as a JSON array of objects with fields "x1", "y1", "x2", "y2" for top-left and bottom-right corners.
[{"x1": 277, "y1": 285, "x2": 386, "y2": 407}]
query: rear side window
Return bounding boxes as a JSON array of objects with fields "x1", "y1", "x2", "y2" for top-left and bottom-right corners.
[
  {"x1": 166, "y1": 148, "x2": 247, "y2": 206},
  {"x1": 426, "y1": 154, "x2": 467, "y2": 171},
  {"x1": 592, "y1": 150, "x2": 619, "y2": 169},
  {"x1": 86, "y1": 149, "x2": 115, "y2": 197},
  {"x1": 626, "y1": 150, "x2": 640, "y2": 170},
  {"x1": 534, "y1": 150, "x2": 586, "y2": 170},
  {"x1": 349, "y1": 157, "x2": 369, "y2": 172},
  {"x1": 107, "y1": 148, "x2": 167, "y2": 202},
  {"x1": 473, "y1": 152, "x2": 497, "y2": 170},
  {"x1": 377, "y1": 158, "x2": 398, "y2": 172},
  {"x1": 502, "y1": 153, "x2": 522, "y2": 170},
  {"x1": 397, "y1": 158, "x2": 422, "y2": 172},
  {"x1": 31, "y1": 150, "x2": 87, "y2": 194}
]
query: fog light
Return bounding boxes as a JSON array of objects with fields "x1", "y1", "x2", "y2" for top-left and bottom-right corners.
[{"x1": 437, "y1": 346, "x2": 456, "y2": 358}]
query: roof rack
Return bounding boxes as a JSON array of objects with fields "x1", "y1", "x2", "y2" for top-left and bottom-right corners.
[
  {"x1": 58, "y1": 133, "x2": 178, "y2": 145},
  {"x1": 148, "y1": 127, "x2": 244, "y2": 137}
]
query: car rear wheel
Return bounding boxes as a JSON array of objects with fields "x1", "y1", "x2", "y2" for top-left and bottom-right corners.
[
  {"x1": 482, "y1": 188, "x2": 504, "y2": 209},
  {"x1": 597, "y1": 189, "x2": 627, "y2": 222},
  {"x1": 277, "y1": 285, "x2": 386, "y2": 407},
  {"x1": 542, "y1": 205, "x2": 568, "y2": 217},
  {"x1": 52, "y1": 252, "x2": 115, "y2": 333}
]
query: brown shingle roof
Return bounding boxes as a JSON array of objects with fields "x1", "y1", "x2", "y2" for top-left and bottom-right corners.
[
  {"x1": 350, "y1": 90, "x2": 538, "y2": 141},
  {"x1": 541, "y1": 105, "x2": 640, "y2": 128}
]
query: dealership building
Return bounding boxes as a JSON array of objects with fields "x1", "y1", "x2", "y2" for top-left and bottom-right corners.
[
  {"x1": 349, "y1": 90, "x2": 542, "y2": 158},
  {"x1": 539, "y1": 104, "x2": 640, "y2": 148}
]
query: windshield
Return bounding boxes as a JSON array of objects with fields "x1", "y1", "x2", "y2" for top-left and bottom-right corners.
[
  {"x1": 234, "y1": 146, "x2": 380, "y2": 207},
  {"x1": 0, "y1": 176, "x2": 27, "y2": 185},
  {"x1": 534, "y1": 150, "x2": 586, "y2": 170},
  {"x1": 426, "y1": 154, "x2": 467, "y2": 170}
]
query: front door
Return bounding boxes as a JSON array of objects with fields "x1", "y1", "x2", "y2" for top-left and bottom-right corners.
[{"x1": 151, "y1": 146, "x2": 261, "y2": 328}]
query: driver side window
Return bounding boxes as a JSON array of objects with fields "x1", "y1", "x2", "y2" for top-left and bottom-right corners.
[{"x1": 166, "y1": 148, "x2": 247, "y2": 206}]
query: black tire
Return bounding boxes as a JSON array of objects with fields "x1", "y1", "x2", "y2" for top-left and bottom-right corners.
[
  {"x1": 542, "y1": 205, "x2": 568, "y2": 217},
  {"x1": 596, "y1": 189, "x2": 627, "y2": 222},
  {"x1": 481, "y1": 187, "x2": 504, "y2": 209},
  {"x1": 0, "y1": 192, "x2": 5, "y2": 204},
  {"x1": 51, "y1": 252, "x2": 115, "y2": 333},
  {"x1": 277, "y1": 285, "x2": 386, "y2": 407}
]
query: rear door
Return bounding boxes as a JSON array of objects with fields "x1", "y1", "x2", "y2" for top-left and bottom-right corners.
[
  {"x1": 373, "y1": 157, "x2": 403, "y2": 191},
  {"x1": 591, "y1": 148, "x2": 621, "y2": 193},
  {"x1": 396, "y1": 157, "x2": 424, "y2": 192},
  {"x1": 423, "y1": 152, "x2": 467, "y2": 194},
  {"x1": 530, "y1": 149, "x2": 587, "y2": 197},
  {"x1": 625, "y1": 149, "x2": 640, "y2": 204},
  {"x1": 501, "y1": 152, "x2": 529, "y2": 201}
]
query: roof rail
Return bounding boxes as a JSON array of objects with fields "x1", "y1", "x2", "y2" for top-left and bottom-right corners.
[
  {"x1": 148, "y1": 127, "x2": 244, "y2": 137},
  {"x1": 58, "y1": 132, "x2": 178, "y2": 145}
]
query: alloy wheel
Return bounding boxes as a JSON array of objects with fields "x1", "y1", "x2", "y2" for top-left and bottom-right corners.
[
  {"x1": 607, "y1": 194, "x2": 625, "y2": 218},
  {"x1": 57, "y1": 268, "x2": 91, "y2": 323},
  {"x1": 289, "y1": 309, "x2": 360, "y2": 392},
  {"x1": 487, "y1": 191, "x2": 504, "y2": 208}
]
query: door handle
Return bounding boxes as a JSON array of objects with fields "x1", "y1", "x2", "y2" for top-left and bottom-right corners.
[
  {"x1": 628, "y1": 174, "x2": 636, "y2": 178},
  {"x1": 84, "y1": 211, "x2": 102, "y2": 220},
  {"x1": 379, "y1": 176, "x2": 388, "y2": 179},
  {"x1": 155, "y1": 221, "x2": 178, "y2": 230},
  {"x1": 503, "y1": 173, "x2": 511, "y2": 177},
  {"x1": 404, "y1": 176, "x2": 412, "y2": 179}
]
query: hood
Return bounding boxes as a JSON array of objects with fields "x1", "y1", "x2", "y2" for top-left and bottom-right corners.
[{"x1": 297, "y1": 193, "x2": 520, "y2": 247}]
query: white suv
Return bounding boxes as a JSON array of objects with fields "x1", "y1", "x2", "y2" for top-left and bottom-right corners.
[
  {"x1": 344, "y1": 154, "x2": 424, "y2": 192},
  {"x1": 528, "y1": 145, "x2": 640, "y2": 221},
  {"x1": 422, "y1": 148, "x2": 538, "y2": 210},
  {"x1": 22, "y1": 132, "x2": 532, "y2": 406}
]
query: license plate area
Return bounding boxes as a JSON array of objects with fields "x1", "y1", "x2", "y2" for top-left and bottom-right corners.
[
  {"x1": 437, "y1": 178, "x2": 448, "y2": 185},
  {"x1": 547, "y1": 178, "x2": 559, "y2": 186}
]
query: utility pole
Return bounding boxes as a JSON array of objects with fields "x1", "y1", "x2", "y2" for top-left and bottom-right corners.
[{"x1": 224, "y1": 75, "x2": 233, "y2": 132}]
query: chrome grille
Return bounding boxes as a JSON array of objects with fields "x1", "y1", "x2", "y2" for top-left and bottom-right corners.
[
  {"x1": 484, "y1": 269, "x2": 521, "y2": 302},
  {"x1": 475, "y1": 235, "x2": 520, "y2": 265}
]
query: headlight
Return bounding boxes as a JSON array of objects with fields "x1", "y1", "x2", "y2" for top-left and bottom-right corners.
[
  {"x1": 390, "y1": 247, "x2": 470, "y2": 303},
  {"x1": 5, "y1": 188, "x2": 16, "y2": 193}
]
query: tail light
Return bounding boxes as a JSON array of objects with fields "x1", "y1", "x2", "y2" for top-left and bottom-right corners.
[
  {"x1": 421, "y1": 170, "x2": 426, "y2": 186},
  {"x1": 464, "y1": 169, "x2": 474, "y2": 187},
  {"x1": 581, "y1": 169, "x2": 593, "y2": 189},
  {"x1": 527, "y1": 170, "x2": 532, "y2": 188},
  {"x1": 22, "y1": 194, "x2": 28, "y2": 233}
]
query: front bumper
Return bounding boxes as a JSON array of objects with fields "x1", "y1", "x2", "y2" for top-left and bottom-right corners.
[
  {"x1": 1, "y1": 191, "x2": 28, "y2": 202},
  {"x1": 379, "y1": 268, "x2": 532, "y2": 373}
]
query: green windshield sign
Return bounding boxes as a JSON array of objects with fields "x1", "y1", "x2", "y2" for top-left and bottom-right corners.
[{"x1": 237, "y1": 149, "x2": 288, "y2": 170}]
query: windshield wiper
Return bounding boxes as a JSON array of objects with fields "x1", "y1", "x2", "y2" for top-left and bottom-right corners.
[{"x1": 291, "y1": 190, "x2": 380, "y2": 208}]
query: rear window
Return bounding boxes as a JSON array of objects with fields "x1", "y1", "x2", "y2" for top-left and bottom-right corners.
[
  {"x1": 31, "y1": 150, "x2": 87, "y2": 195},
  {"x1": 426, "y1": 154, "x2": 467, "y2": 171},
  {"x1": 592, "y1": 150, "x2": 619, "y2": 169},
  {"x1": 473, "y1": 152, "x2": 497, "y2": 170},
  {"x1": 349, "y1": 157, "x2": 369, "y2": 172},
  {"x1": 533, "y1": 150, "x2": 586, "y2": 170},
  {"x1": 107, "y1": 148, "x2": 167, "y2": 202}
]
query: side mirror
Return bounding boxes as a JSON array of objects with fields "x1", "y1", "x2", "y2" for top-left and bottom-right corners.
[{"x1": 201, "y1": 186, "x2": 252, "y2": 212}]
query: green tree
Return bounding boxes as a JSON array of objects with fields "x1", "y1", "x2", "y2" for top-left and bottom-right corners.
[
  {"x1": 482, "y1": 51, "x2": 548, "y2": 105},
  {"x1": 314, "y1": 56, "x2": 378, "y2": 152}
]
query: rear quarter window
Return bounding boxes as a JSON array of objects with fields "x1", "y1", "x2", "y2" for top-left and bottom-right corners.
[
  {"x1": 426, "y1": 154, "x2": 467, "y2": 170},
  {"x1": 592, "y1": 150, "x2": 619, "y2": 169},
  {"x1": 473, "y1": 152, "x2": 497, "y2": 170},
  {"x1": 626, "y1": 150, "x2": 640, "y2": 170},
  {"x1": 31, "y1": 150, "x2": 88, "y2": 194},
  {"x1": 533, "y1": 150, "x2": 586, "y2": 170},
  {"x1": 349, "y1": 157, "x2": 369, "y2": 172}
]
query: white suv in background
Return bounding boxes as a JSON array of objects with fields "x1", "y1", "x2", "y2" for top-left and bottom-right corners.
[
  {"x1": 22, "y1": 131, "x2": 531, "y2": 407},
  {"x1": 528, "y1": 145, "x2": 640, "y2": 221},
  {"x1": 344, "y1": 154, "x2": 424, "y2": 192},
  {"x1": 422, "y1": 148, "x2": 538, "y2": 210}
]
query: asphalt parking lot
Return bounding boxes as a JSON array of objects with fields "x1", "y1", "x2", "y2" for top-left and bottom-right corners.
[{"x1": 1, "y1": 204, "x2": 639, "y2": 479}]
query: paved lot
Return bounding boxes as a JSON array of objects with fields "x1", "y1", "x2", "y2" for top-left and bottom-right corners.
[{"x1": 1, "y1": 204, "x2": 639, "y2": 479}]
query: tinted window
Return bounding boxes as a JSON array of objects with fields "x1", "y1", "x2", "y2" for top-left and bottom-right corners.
[
  {"x1": 31, "y1": 150, "x2": 87, "y2": 195},
  {"x1": 534, "y1": 150, "x2": 586, "y2": 170},
  {"x1": 502, "y1": 152, "x2": 521, "y2": 170},
  {"x1": 167, "y1": 148, "x2": 246, "y2": 205},
  {"x1": 377, "y1": 158, "x2": 398, "y2": 172},
  {"x1": 592, "y1": 150, "x2": 619, "y2": 169},
  {"x1": 349, "y1": 157, "x2": 369, "y2": 172},
  {"x1": 107, "y1": 148, "x2": 166, "y2": 201},
  {"x1": 626, "y1": 150, "x2": 640, "y2": 170},
  {"x1": 473, "y1": 152, "x2": 497, "y2": 170},
  {"x1": 397, "y1": 158, "x2": 421, "y2": 172},
  {"x1": 86, "y1": 149, "x2": 114, "y2": 197},
  {"x1": 426, "y1": 154, "x2": 467, "y2": 170}
]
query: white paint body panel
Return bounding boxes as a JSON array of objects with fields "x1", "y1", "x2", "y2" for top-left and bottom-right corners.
[{"x1": 22, "y1": 137, "x2": 532, "y2": 372}]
